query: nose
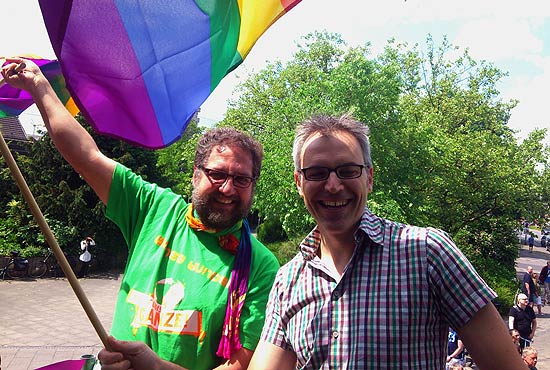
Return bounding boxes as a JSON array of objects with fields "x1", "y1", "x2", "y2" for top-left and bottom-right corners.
[
  {"x1": 218, "y1": 176, "x2": 237, "y2": 195},
  {"x1": 324, "y1": 171, "x2": 343, "y2": 193}
]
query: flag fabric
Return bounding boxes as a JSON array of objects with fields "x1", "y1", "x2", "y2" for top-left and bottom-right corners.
[
  {"x1": 0, "y1": 57, "x2": 78, "y2": 119},
  {"x1": 38, "y1": 0, "x2": 302, "y2": 149},
  {"x1": 34, "y1": 359, "x2": 86, "y2": 370}
]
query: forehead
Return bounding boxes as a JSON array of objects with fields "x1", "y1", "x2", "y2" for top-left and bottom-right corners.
[
  {"x1": 205, "y1": 145, "x2": 253, "y2": 172},
  {"x1": 300, "y1": 130, "x2": 363, "y2": 167}
]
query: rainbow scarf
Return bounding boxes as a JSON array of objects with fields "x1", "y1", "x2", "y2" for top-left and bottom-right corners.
[
  {"x1": 185, "y1": 205, "x2": 251, "y2": 359},
  {"x1": 38, "y1": 0, "x2": 302, "y2": 148},
  {"x1": 0, "y1": 56, "x2": 78, "y2": 118}
]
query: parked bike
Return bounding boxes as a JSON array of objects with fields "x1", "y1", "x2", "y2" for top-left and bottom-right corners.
[
  {"x1": 29, "y1": 248, "x2": 73, "y2": 278},
  {"x1": 0, "y1": 250, "x2": 45, "y2": 279}
]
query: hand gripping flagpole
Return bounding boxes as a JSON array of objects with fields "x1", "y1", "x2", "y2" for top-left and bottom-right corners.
[{"x1": 0, "y1": 107, "x2": 112, "y2": 351}]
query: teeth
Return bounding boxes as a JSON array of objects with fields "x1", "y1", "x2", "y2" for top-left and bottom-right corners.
[
  {"x1": 322, "y1": 200, "x2": 347, "y2": 207},
  {"x1": 217, "y1": 198, "x2": 233, "y2": 204}
]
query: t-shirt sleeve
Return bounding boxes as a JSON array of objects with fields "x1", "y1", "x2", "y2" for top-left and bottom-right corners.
[
  {"x1": 426, "y1": 228, "x2": 497, "y2": 329},
  {"x1": 105, "y1": 163, "x2": 172, "y2": 254},
  {"x1": 259, "y1": 265, "x2": 294, "y2": 351}
]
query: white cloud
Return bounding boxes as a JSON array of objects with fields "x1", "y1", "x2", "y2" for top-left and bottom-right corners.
[
  {"x1": 454, "y1": 17, "x2": 543, "y2": 62},
  {"x1": 503, "y1": 56, "x2": 550, "y2": 142}
]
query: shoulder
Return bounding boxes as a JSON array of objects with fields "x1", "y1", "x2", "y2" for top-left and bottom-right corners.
[
  {"x1": 271, "y1": 253, "x2": 308, "y2": 290},
  {"x1": 111, "y1": 163, "x2": 182, "y2": 202},
  {"x1": 358, "y1": 207, "x2": 430, "y2": 248}
]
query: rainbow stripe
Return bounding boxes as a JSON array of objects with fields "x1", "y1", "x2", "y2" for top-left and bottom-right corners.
[
  {"x1": 38, "y1": 0, "x2": 301, "y2": 149},
  {"x1": 0, "y1": 57, "x2": 78, "y2": 119}
]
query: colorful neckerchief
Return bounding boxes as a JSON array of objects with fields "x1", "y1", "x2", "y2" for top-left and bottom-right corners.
[{"x1": 185, "y1": 204, "x2": 251, "y2": 359}]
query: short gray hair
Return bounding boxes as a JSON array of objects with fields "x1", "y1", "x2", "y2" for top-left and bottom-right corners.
[{"x1": 292, "y1": 114, "x2": 372, "y2": 171}]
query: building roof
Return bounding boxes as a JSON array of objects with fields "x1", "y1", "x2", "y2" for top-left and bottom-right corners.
[{"x1": 0, "y1": 116, "x2": 28, "y2": 142}]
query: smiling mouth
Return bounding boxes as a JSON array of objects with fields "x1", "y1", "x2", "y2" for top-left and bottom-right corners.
[
  {"x1": 216, "y1": 198, "x2": 234, "y2": 204},
  {"x1": 320, "y1": 200, "x2": 349, "y2": 208}
]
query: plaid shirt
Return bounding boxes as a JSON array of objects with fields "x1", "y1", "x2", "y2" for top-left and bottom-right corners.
[{"x1": 261, "y1": 207, "x2": 496, "y2": 369}]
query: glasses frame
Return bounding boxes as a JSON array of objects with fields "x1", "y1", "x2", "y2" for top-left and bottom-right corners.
[
  {"x1": 300, "y1": 164, "x2": 366, "y2": 181},
  {"x1": 200, "y1": 166, "x2": 256, "y2": 188}
]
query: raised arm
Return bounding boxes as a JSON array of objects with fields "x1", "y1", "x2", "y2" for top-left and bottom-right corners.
[
  {"x1": 458, "y1": 303, "x2": 528, "y2": 370},
  {"x1": 1, "y1": 58, "x2": 115, "y2": 204}
]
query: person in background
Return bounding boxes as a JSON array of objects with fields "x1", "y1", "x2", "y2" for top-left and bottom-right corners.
[
  {"x1": 522, "y1": 347, "x2": 538, "y2": 370},
  {"x1": 532, "y1": 273, "x2": 543, "y2": 315},
  {"x1": 447, "y1": 327, "x2": 465, "y2": 369},
  {"x1": 509, "y1": 293, "x2": 537, "y2": 351},
  {"x1": 248, "y1": 114, "x2": 527, "y2": 370},
  {"x1": 538, "y1": 261, "x2": 550, "y2": 305},
  {"x1": 77, "y1": 236, "x2": 95, "y2": 278},
  {"x1": 509, "y1": 329, "x2": 521, "y2": 354},
  {"x1": 528, "y1": 234, "x2": 534, "y2": 253},
  {"x1": 523, "y1": 266, "x2": 536, "y2": 307},
  {"x1": 2, "y1": 57, "x2": 279, "y2": 370}
]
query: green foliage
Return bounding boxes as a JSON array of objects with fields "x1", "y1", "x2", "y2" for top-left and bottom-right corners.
[
  {"x1": 221, "y1": 31, "x2": 550, "y2": 311},
  {"x1": 265, "y1": 236, "x2": 302, "y2": 266},
  {"x1": 0, "y1": 116, "x2": 166, "y2": 269},
  {"x1": 257, "y1": 218, "x2": 287, "y2": 243},
  {"x1": 156, "y1": 119, "x2": 204, "y2": 198}
]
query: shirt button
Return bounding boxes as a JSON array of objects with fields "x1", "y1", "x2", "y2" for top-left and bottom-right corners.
[
  {"x1": 332, "y1": 290, "x2": 340, "y2": 299},
  {"x1": 332, "y1": 331, "x2": 339, "y2": 339}
]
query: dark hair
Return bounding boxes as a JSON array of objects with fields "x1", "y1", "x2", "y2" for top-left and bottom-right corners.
[
  {"x1": 292, "y1": 114, "x2": 372, "y2": 171},
  {"x1": 194, "y1": 127, "x2": 263, "y2": 179}
]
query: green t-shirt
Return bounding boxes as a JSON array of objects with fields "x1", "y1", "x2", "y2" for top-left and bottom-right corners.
[{"x1": 106, "y1": 164, "x2": 279, "y2": 370}]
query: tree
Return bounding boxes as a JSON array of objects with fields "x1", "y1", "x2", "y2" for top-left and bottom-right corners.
[
  {"x1": 220, "y1": 31, "x2": 550, "y2": 312},
  {"x1": 156, "y1": 118, "x2": 204, "y2": 199},
  {"x1": 0, "y1": 115, "x2": 167, "y2": 269},
  {"x1": 224, "y1": 31, "x2": 403, "y2": 235}
]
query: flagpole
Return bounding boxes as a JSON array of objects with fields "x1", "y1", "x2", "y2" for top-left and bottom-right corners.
[{"x1": 0, "y1": 128, "x2": 112, "y2": 351}]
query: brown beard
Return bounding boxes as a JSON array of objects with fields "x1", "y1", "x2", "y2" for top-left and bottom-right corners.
[{"x1": 191, "y1": 188, "x2": 253, "y2": 230}]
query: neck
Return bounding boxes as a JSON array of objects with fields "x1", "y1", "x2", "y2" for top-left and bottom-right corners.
[{"x1": 318, "y1": 231, "x2": 356, "y2": 276}]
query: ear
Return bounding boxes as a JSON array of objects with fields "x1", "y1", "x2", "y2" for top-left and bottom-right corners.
[
  {"x1": 366, "y1": 166, "x2": 374, "y2": 194},
  {"x1": 192, "y1": 165, "x2": 200, "y2": 187},
  {"x1": 294, "y1": 171, "x2": 304, "y2": 197}
]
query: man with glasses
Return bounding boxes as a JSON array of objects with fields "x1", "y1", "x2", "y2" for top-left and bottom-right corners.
[
  {"x1": 249, "y1": 114, "x2": 527, "y2": 370},
  {"x1": 2, "y1": 58, "x2": 279, "y2": 370},
  {"x1": 510, "y1": 293, "x2": 537, "y2": 351}
]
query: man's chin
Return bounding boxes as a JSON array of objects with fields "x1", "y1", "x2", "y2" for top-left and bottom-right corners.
[{"x1": 202, "y1": 212, "x2": 241, "y2": 230}]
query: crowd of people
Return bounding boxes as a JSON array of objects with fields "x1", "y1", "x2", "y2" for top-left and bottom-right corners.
[{"x1": 1, "y1": 58, "x2": 534, "y2": 369}]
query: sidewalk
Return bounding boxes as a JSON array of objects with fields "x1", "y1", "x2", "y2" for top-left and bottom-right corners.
[{"x1": 0, "y1": 272, "x2": 120, "y2": 370}]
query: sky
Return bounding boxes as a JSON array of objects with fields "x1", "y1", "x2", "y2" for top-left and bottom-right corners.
[{"x1": 3, "y1": 0, "x2": 550, "y2": 143}]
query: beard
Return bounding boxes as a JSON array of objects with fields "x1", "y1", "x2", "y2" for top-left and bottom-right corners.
[{"x1": 191, "y1": 188, "x2": 253, "y2": 230}]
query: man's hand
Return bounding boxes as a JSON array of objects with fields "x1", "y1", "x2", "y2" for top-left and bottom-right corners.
[
  {"x1": 98, "y1": 336, "x2": 188, "y2": 370},
  {"x1": 98, "y1": 336, "x2": 162, "y2": 370},
  {"x1": 0, "y1": 57, "x2": 45, "y2": 94}
]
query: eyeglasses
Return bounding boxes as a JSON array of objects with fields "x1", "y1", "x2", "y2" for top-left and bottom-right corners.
[
  {"x1": 300, "y1": 164, "x2": 366, "y2": 181},
  {"x1": 200, "y1": 167, "x2": 256, "y2": 188}
]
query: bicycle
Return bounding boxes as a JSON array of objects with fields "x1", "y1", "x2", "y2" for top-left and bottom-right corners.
[
  {"x1": 0, "y1": 250, "x2": 44, "y2": 279},
  {"x1": 30, "y1": 248, "x2": 68, "y2": 278}
]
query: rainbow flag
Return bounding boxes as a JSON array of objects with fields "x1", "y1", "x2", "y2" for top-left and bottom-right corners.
[
  {"x1": 38, "y1": 0, "x2": 302, "y2": 149},
  {"x1": 34, "y1": 359, "x2": 86, "y2": 370},
  {"x1": 0, "y1": 57, "x2": 78, "y2": 118}
]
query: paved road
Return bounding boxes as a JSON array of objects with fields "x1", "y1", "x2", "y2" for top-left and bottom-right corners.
[
  {"x1": 0, "y1": 272, "x2": 120, "y2": 370},
  {"x1": 1, "y1": 245, "x2": 550, "y2": 369}
]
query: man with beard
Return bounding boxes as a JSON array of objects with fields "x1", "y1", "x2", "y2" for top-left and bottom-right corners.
[{"x1": 1, "y1": 58, "x2": 279, "y2": 370}]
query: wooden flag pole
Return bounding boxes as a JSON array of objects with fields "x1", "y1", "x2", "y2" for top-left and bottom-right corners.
[{"x1": 0, "y1": 128, "x2": 112, "y2": 351}]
